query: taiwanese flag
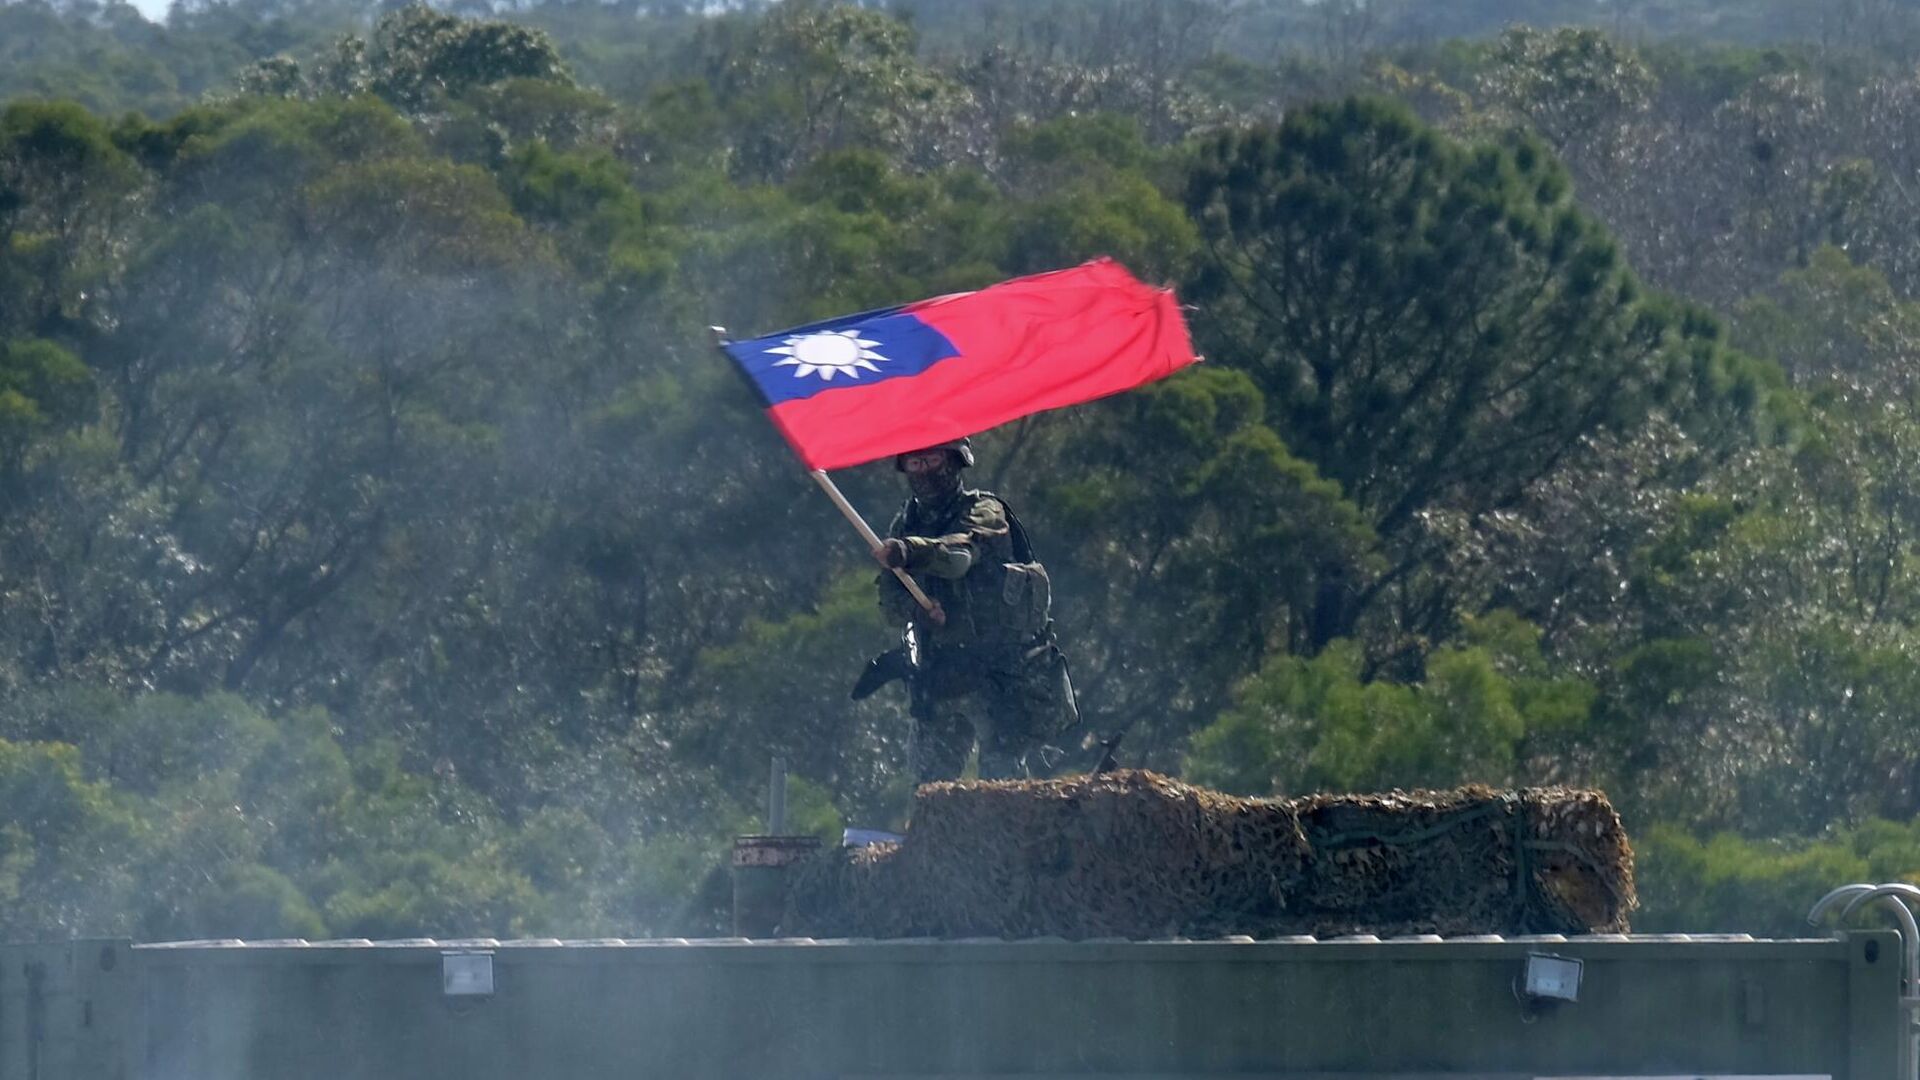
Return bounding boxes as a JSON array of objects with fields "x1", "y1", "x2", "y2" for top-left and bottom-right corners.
[{"x1": 721, "y1": 259, "x2": 1198, "y2": 470}]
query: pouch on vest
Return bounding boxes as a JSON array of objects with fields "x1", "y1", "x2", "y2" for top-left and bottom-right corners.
[
  {"x1": 1018, "y1": 637, "x2": 1080, "y2": 738},
  {"x1": 1000, "y1": 561, "x2": 1052, "y2": 637}
]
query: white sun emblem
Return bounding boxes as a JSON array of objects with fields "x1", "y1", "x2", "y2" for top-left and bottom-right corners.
[{"x1": 766, "y1": 330, "x2": 889, "y2": 381}]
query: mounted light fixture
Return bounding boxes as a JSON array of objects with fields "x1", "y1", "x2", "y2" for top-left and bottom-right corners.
[
  {"x1": 442, "y1": 951, "x2": 494, "y2": 997},
  {"x1": 1523, "y1": 952, "x2": 1582, "y2": 1003}
]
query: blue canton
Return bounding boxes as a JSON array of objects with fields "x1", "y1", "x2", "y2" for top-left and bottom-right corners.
[{"x1": 724, "y1": 308, "x2": 962, "y2": 407}]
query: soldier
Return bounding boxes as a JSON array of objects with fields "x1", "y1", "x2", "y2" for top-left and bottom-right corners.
[{"x1": 870, "y1": 437, "x2": 1077, "y2": 783}]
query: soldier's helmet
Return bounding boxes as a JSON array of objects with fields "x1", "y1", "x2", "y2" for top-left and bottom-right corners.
[{"x1": 895, "y1": 437, "x2": 974, "y2": 471}]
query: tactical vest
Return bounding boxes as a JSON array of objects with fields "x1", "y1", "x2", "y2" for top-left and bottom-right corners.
[
  {"x1": 897, "y1": 489, "x2": 1052, "y2": 653},
  {"x1": 894, "y1": 490, "x2": 1080, "y2": 738}
]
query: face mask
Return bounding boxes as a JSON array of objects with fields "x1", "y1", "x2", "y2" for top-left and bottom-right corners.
[
  {"x1": 909, "y1": 465, "x2": 960, "y2": 501},
  {"x1": 905, "y1": 454, "x2": 960, "y2": 501}
]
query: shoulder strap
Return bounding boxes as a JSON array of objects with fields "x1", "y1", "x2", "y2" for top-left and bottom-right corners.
[
  {"x1": 905, "y1": 490, "x2": 1037, "y2": 562},
  {"x1": 974, "y1": 490, "x2": 1036, "y2": 564},
  {"x1": 902, "y1": 492, "x2": 978, "y2": 536}
]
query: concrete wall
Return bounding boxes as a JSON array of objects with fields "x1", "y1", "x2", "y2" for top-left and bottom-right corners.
[
  {"x1": 0, "y1": 942, "x2": 136, "y2": 1080},
  {"x1": 0, "y1": 933, "x2": 1906, "y2": 1080}
]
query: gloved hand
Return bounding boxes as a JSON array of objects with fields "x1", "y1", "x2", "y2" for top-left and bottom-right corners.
[{"x1": 873, "y1": 538, "x2": 910, "y2": 569}]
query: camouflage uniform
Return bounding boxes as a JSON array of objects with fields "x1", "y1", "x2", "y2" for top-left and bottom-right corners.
[{"x1": 878, "y1": 486, "x2": 1072, "y2": 783}]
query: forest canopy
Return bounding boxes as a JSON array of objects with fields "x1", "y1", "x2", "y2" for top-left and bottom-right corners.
[{"x1": 4, "y1": 0, "x2": 1920, "y2": 940}]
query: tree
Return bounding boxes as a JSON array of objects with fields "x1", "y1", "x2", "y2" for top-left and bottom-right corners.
[
  {"x1": 1600, "y1": 392, "x2": 1920, "y2": 833},
  {"x1": 0, "y1": 101, "x2": 139, "y2": 342},
  {"x1": 1185, "y1": 97, "x2": 1771, "y2": 648},
  {"x1": 0, "y1": 737, "x2": 138, "y2": 939},
  {"x1": 232, "y1": 3, "x2": 574, "y2": 117},
  {"x1": 1188, "y1": 610, "x2": 1592, "y2": 796},
  {"x1": 1733, "y1": 245, "x2": 1920, "y2": 398},
  {"x1": 1637, "y1": 818, "x2": 1920, "y2": 935},
  {"x1": 697, "y1": 1, "x2": 972, "y2": 180},
  {"x1": 1480, "y1": 26, "x2": 1654, "y2": 157},
  {"x1": 0, "y1": 338, "x2": 93, "y2": 482},
  {"x1": 1027, "y1": 366, "x2": 1383, "y2": 763}
]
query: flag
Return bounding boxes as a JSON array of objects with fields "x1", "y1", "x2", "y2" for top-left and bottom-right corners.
[{"x1": 721, "y1": 259, "x2": 1198, "y2": 471}]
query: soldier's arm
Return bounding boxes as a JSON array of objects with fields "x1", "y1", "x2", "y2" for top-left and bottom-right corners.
[{"x1": 898, "y1": 497, "x2": 1009, "y2": 579}]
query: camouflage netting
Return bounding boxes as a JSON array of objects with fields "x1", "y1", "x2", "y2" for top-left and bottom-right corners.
[{"x1": 781, "y1": 770, "x2": 1634, "y2": 940}]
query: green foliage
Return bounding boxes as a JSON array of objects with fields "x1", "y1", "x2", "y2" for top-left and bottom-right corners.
[
  {"x1": 0, "y1": 0, "x2": 238, "y2": 117},
  {"x1": 1605, "y1": 380, "x2": 1920, "y2": 834},
  {"x1": 697, "y1": 1, "x2": 970, "y2": 181},
  {"x1": 0, "y1": 338, "x2": 93, "y2": 473},
  {"x1": 1001, "y1": 115, "x2": 1153, "y2": 184},
  {"x1": 363, "y1": 4, "x2": 573, "y2": 109},
  {"x1": 1190, "y1": 99, "x2": 1675, "y2": 535},
  {"x1": 0, "y1": 738, "x2": 138, "y2": 938},
  {"x1": 1734, "y1": 246, "x2": 1920, "y2": 397},
  {"x1": 1189, "y1": 611, "x2": 1592, "y2": 796},
  {"x1": 0, "y1": 99, "x2": 140, "y2": 339},
  {"x1": 1637, "y1": 821, "x2": 1920, "y2": 936},
  {"x1": 676, "y1": 573, "x2": 901, "y2": 825},
  {"x1": 0, "y1": 690, "x2": 756, "y2": 939},
  {"x1": 1005, "y1": 171, "x2": 1196, "y2": 279},
  {"x1": 1481, "y1": 26, "x2": 1654, "y2": 147},
  {"x1": 1184, "y1": 96, "x2": 1782, "y2": 655},
  {"x1": 237, "y1": 4, "x2": 575, "y2": 114},
  {"x1": 1033, "y1": 365, "x2": 1383, "y2": 761}
]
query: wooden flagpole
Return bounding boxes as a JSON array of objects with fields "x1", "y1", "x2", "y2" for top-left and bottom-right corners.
[
  {"x1": 711, "y1": 326, "x2": 945, "y2": 626},
  {"x1": 810, "y1": 469, "x2": 944, "y2": 625}
]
